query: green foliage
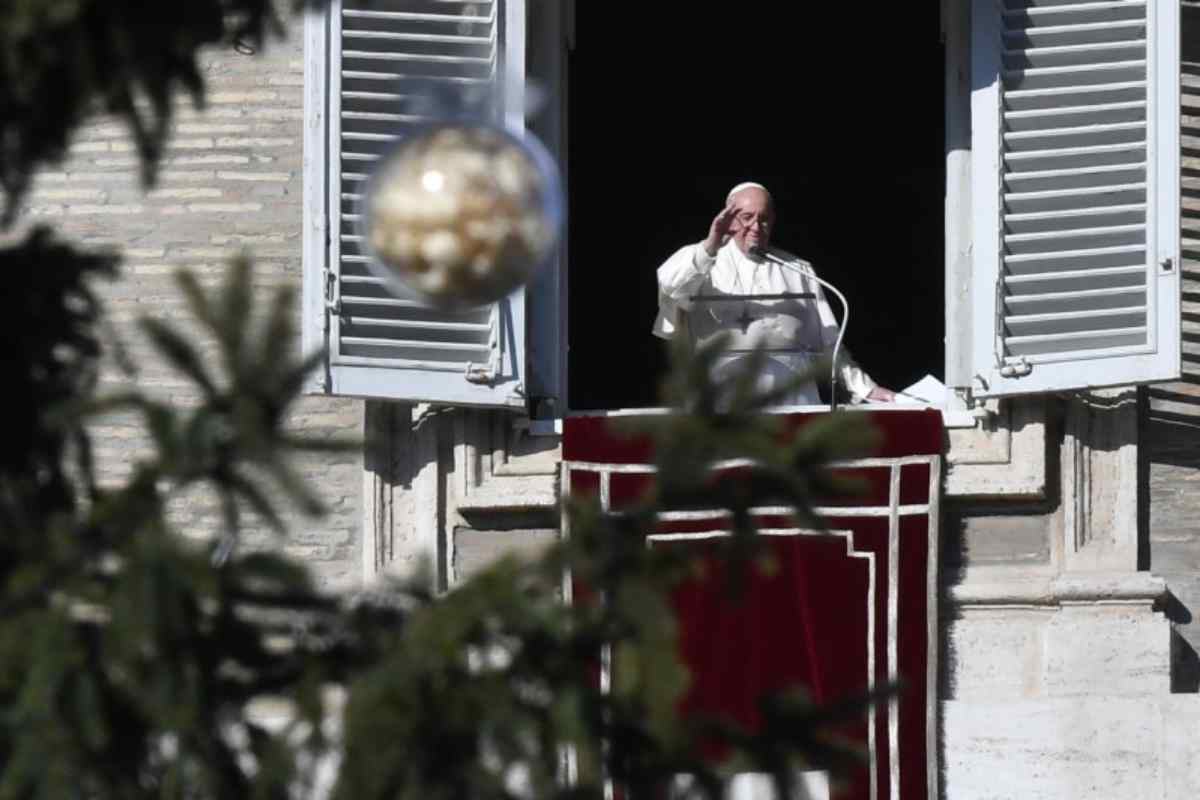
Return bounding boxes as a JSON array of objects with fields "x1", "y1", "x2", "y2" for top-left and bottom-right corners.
[
  {"x1": 0, "y1": 228, "x2": 113, "y2": 504},
  {"x1": 0, "y1": 249, "x2": 350, "y2": 798},
  {"x1": 0, "y1": 0, "x2": 317, "y2": 221},
  {"x1": 0, "y1": 245, "x2": 878, "y2": 797},
  {"x1": 0, "y1": 3, "x2": 882, "y2": 797}
]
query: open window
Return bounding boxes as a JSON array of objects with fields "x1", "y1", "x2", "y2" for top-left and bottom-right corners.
[
  {"x1": 302, "y1": 0, "x2": 1182, "y2": 416},
  {"x1": 565, "y1": 4, "x2": 947, "y2": 411}
]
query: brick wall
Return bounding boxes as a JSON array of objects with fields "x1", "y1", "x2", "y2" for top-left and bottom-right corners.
[{"x1": 13, "y1": 22, "x2": 364, "y2": 591}]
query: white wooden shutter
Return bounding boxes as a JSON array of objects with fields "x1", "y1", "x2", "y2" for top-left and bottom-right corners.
[
  {"x1": 303, "y1": 0, "x2": 529, "y2": 408},
  {"x1": 969, "y1": 0, "x2": 1180, "y2": 396}
]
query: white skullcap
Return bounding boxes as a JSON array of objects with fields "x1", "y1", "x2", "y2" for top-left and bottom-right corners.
[{"x1": 726, "y1": 181, "x2": 770, "y2": 203}]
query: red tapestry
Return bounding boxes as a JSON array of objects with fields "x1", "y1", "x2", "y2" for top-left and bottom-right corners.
[{"x1": 562, "y1": 409, "x2": 942, "y2": 800}]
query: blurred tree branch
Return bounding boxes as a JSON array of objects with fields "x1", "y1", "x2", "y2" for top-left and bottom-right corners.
[{"x1": 0, "y1": 3, "x2": 880, "y2": 797}]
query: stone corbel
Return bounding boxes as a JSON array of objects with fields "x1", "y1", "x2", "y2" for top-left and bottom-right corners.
[
  {"x1": 945, "y1": 396, "x2": 1048, "y2": 498},
  {"x1": 1058, "y1": 388, "x2": 1139, "y2": 573},
  {"x1": 452, "y1": 410, "x2": 560, "y2": 512},
  {"x1": 361, "y1": 401, "x2": 445, "y2": 584}
]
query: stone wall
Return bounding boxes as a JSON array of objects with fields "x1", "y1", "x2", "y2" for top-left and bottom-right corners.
[
  {"x1": 360, "y1": 404, "x2": 560, "y2": 589},
  {"x1": 10, "y1": 22, "x2": 364, "y2": 591}
]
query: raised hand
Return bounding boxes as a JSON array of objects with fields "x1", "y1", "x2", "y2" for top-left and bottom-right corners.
[{"x1": 703, "y1": 204, "x2": 740, "y2": 257}]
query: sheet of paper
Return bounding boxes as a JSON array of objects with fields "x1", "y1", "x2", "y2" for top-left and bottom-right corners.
[{"x1": 894, "y1": 374, "x2": 948, "y2": 406}]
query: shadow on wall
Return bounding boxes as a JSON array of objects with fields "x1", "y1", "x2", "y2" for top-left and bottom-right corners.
[
  {"x1": 1141, "y1": 2, "x2": 1200, "y2": 694},
  {"x1": 1162, "y1": 591, "x2": 1200, "y2": 693}
]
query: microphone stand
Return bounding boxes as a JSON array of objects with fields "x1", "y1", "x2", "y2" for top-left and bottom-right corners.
[{"x1": 757, "y1": 250, "x2": 850, "y2": 413}]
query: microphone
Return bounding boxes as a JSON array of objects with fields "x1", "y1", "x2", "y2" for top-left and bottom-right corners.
[{"x1": 759, "y1": 250, "x2": 850, "y2": 412}]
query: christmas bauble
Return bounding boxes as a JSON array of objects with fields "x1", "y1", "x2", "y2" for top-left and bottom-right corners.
[{"x1": 359, "y1": 122, "x2": 562, "y2": 309}]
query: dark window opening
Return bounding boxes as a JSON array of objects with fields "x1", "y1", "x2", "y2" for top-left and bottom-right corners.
[{"x1": 566, "y1": 5, "x2": 945, "y2": 410}]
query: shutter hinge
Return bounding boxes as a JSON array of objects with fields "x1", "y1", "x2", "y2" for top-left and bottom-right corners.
[
  {"x1": 465, "y1": 309, "x2": 503, "y2": 385},
  {"x1": 324, "y1": 269, "x2": 341, "y2": 315},
  {"x1": 993, "y1": 276, "x2": 1005, "y2": 362},
  {"x1": 465, "y1": 363, "x2": 495, "y2": 384},
  {"x1": 998, "y1": 357, "x2": 1033, "y2": 379},
  {"x1": 316, "y1": 268, "x2": 336, "y2": 393},
  {"x1": 993, "y1": 278, "x2": 1032, "y2": 379}
]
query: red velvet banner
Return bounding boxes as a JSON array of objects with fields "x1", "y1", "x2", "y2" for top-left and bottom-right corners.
[{"x1": 563, "y1": 409, "x2": 942, "y2": 800}]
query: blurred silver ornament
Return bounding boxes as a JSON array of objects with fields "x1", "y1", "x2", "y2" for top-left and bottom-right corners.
[{"x1": 358, "y1": 84, "x2": 562, "y2": 310}]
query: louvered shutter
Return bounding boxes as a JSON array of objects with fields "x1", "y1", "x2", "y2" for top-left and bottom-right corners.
[
  {"x1": 969, "y1": 0, "x2": 1180, "y2": 396},
  {"x1": 303, "y1": 0, "x2": 529, "y2": 408}
]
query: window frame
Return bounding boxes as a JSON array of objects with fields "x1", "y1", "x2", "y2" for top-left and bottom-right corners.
[
  {"x1": 301, "y1": 0, "x2": 541, "y2": 410},
  {"x1": 304, "y1": 0, "x2": 1180, "y2": 423},
  {"x1": 962, "y1": 0, "x2": 1181, "y2": 398}
]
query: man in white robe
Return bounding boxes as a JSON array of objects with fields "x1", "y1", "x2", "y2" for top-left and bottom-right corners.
[{"x1": 653, "y1": 183, "x2": 894, "y2": 406}]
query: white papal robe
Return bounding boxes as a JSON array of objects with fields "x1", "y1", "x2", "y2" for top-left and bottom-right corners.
[{"x1": 653, "y1": 240, "x2": 878, "y2": 405}]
